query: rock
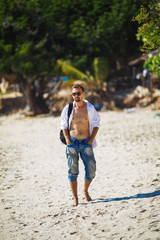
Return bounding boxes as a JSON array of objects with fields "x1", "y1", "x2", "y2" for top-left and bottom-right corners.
[{"x1": 124, "y1": 94, "x2": 140, "y2": 108}]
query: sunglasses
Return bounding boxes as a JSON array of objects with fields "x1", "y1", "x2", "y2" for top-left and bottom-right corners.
[{"x1": 72, "y1": 92, "x2": 82, "y2": 96}]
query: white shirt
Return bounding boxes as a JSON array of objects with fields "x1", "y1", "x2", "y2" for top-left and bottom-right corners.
[{"x1": 61, "y1": 100, "x2": 100, "y2": 148}]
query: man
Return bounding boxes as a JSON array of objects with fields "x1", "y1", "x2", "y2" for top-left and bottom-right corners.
[{"x1": 61, "y1": 84, "x2": 100, "y2": 207}]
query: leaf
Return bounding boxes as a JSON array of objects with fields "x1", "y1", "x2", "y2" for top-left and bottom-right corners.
[{"x1": 57, "y1": 60, "x2": 88, "y2": 81}]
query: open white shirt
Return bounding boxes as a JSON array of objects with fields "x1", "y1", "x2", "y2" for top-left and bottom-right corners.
[{"x1": 61, "y1": 100, "x2": 100, "y2": 148}]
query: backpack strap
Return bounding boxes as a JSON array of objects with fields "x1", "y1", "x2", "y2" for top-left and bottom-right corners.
[
  {"x1": 67, "y1": 102, "x2": 73, "y2": 129},
  {"x1": 68, "y1": 102, "x2": 73, "y2": 118}
]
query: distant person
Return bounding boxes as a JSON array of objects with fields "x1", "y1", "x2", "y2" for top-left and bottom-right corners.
[
  {"x1": 143, "y1": 68, "x2": 149, "y2": 79},
  {"x1": 143, "y1": 68, "x2": 150, "y2": 88},
  {"x1": 61, "y1": 84, "x2": 100, "y2": 207},
  {"x1": 0, "y1": 78, "x2": 8, "y2": 94}
]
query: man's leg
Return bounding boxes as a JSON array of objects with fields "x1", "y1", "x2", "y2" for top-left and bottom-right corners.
[
  {"x1": 83, "y1": 179, "x2": 92, "y2": 202},
  {"x1": 81, "y1": 144, "x2": 96, "y2": 202},
  {"x1": 70, "y1": 181, "x2": 78, "y2": 207},
  {"x1": 66, "y1": 144, "x2": 79, "y2": 207}
]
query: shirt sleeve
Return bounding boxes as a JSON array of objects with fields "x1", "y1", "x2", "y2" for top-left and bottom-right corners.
[
  {"x1": 92, "y1": 106, "x2": 100, "y2": 128},
  {"x1": 61, "y1": 104, "x2": 69, "y2": 130}
]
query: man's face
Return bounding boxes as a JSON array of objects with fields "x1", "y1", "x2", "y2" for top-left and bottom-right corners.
[{"x1": 72, "y1": 87, "x2": 84, "y2": 102}]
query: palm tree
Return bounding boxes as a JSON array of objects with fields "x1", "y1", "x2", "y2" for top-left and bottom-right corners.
[
  {"x1": 57, "y1": 60, "x2": 88, "y2": 81},
  {"x1": 93, "y1": 57, "x2": 109, "y2": 89},
  {"x1": 56, "y1": 57, "x2": 109, "y2": 90}
]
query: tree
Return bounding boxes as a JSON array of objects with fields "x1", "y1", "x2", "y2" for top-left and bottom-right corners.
[
  {"x1": 68, "y1": 0, "x2": 147, "y2": 69},
  {"x1": 134, "y1": 0, "x2": 160, "y2": 52},
  {"x1": 0, "y1": 0, "x2": 75, "y2": 114},
  {"x1": 0, "y1": 0, "x2": 148, "y2": 115},
  {"x1": 93, "y1": 57, "x2": 109, "y2": 89},
  {"x1": 144, "y1": 53, "x2": 160, "y2": 78},
  {"x1": 57, "y1": 57, "x2": 109, "y2": 90},
  {"x1": 0, "y1": 0, "x2": 55, "y2": 114},
  {"x1": 57, "y1": 0, "x2": 151, "y2": 82},
  {"x1": 56, "y1": 60, "x2": 88, "y2": 81}
]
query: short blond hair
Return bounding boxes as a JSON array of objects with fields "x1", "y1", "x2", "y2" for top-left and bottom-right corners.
[{"x1": 72, "y1": 84, "x2": 85, "y2": 92}]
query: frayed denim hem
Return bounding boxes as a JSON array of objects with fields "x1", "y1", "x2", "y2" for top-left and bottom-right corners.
[
  {"x1": 84, "y1": 176, "x2": 94, "y2": 182},
  {"x1": 68, "y1": 176, "x2": 78, "y2": 182}
]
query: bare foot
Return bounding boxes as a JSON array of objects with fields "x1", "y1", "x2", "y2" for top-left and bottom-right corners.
[
  {"x1": 71, "y1": 197, "x2": 78, "y2": 207},
  {"x1": 83, "y1": 190, "x2": 92, "y2": 202}
]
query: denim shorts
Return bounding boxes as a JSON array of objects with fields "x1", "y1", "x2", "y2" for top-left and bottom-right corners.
[{"x1": 66, "y1": 137, "x2": 96, "y2": 182}]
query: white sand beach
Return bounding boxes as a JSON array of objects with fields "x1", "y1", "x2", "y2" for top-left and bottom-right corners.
[{"x1": 0, "y1": 109, "x2": 160, "y2": 240}]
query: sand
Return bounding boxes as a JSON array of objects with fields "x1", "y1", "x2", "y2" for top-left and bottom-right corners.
[{"x1": 0, "y1": 109, "x2": 160, "y2": 240}]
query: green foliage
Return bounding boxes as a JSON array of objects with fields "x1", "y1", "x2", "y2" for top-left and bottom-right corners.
[
  {"x1": 134, "y1": 0, "x2": 160, "y2": 52},
  {"x1": 93, "y1": 57, "x2": 108, "y2": 88},
  {"x1": 57, "y1": 60, "x2": 88, "y2": 81},
  {"x1": 0, "y1": 0, "x2": 148, "y2": 81},
  {"x1": 57, "y1": 57, "x2": 109, "y2": 89},
  {"x1": 144, "y1": 54, "x2": 160, "y2": 78},
  {"x1": 68, "y1": 0, "x2": 144, "y2": 62},
  {"x1": 0, "y1": 0, "x2": 58, "y2": 76}
]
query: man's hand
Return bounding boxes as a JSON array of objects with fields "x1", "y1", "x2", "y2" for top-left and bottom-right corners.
[
  {"x1": 87, "y1": 139, "x2": 93, "y2": 146},
  {"x1": 88, "y1": 127, "x2": 99, "y2": 146},
  {"x1": 66, "y1": 140, "x2": 72, "y2": 145},
  {"x1": 63, "y1": 129, "x2": 71, "y2": 145}
]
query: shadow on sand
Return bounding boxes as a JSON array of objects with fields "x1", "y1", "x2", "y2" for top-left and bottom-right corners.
[{"x1": 81, "y1": 190, "x2": 160, "y2": 205}]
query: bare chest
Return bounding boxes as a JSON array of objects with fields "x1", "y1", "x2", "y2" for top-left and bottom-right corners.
[
  {"x1": 72, "y1": 106, "x2": 88, "y2": 121},
  {"x1": 70, "y1": 104, "x2": 90, "y2": 138}
]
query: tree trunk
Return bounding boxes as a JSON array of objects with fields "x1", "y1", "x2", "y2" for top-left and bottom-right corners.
[{"x1": 19, "y1": 77, "x2": 49, "y2": 115}]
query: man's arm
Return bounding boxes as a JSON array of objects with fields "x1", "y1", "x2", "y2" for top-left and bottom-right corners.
[
  {"x1": 61, "y1": 104, "x2": 72, "y2": 145},
  {"x1": 63, "y1": 129, "x2": 72, "y2": 145},
  {"x1": 88, "y1": 127, "x2": 99, "y2": 146}
]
